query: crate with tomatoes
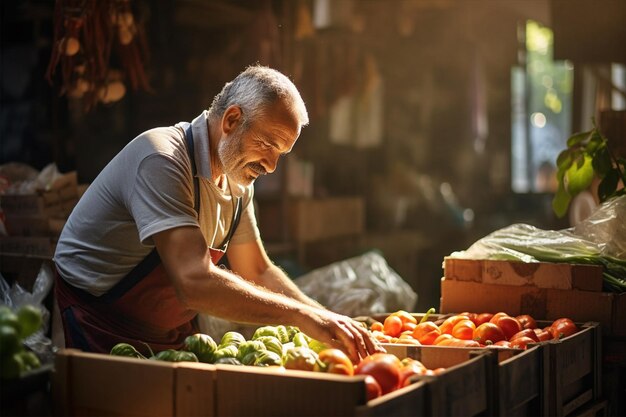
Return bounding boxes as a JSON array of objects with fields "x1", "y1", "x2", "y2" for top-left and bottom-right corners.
[{"x1": 362, "y1": 309, "x2": 600, "y2": 417}]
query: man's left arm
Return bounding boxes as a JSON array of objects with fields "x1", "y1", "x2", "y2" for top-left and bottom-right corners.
[{"x1": 226, "y1": 239, "x2": 324, "y2": 309}]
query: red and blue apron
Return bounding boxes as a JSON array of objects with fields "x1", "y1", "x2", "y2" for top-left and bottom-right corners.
[{"x1": 55, "y1": 123, "x2": 241, "y2": 356}]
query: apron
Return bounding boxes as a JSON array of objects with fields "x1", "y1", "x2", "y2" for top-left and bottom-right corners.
[{"x1": 55, "y1": 123, "x2": 242, "y2": 356}]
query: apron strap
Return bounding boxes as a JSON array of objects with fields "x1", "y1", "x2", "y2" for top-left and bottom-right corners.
[{"x1": 98, "y1": 122, "x2": 201, "y2": 303}]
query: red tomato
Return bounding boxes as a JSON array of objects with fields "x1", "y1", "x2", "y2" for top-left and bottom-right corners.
[
  {"x1": 533, "y1": 328, "x2": 552, "y2": 341},
  {"x1": 439, "y1": 315, "x2": 470, "y2": 335},
  {"x1": 492, "y1": 316, "x2": 522, "y2": 340},
  {"x1": 473, "y1": 323, "x2": 506, "y2": 345},
  {"x1": 475, "y1": 313, "x2": 494, "y2": 326},
  {"x1": 492, "y1": 340, "x2": 512, "y2": 348},
  {"x1": 383, "y1": 315, "x2": 403, "y2": 337},
  {"x1": 510, "y1": 336, "x2": 536, "y2": 350},
  {"x1": 549, "y1": 318, "x2": 578, "y2": 340},
  {"x1": 509, "y1": 329, "x2": 539, "y2": 343},
  {"x1": 451, "y1": 319, "x2": 476, "y2": 340},
  {"x1": 364, "y1": 375, "x2": 382, "y2": 401},
  {"x1": 515, "y1": 314, "x2": 537, "y2": 330},
  {"x1": 399, "y1": 358, "x2": 426, "y2": 386},
  {"x1": 412, "y1": 321, "x2": 441, "y2": 345},
  {"x1": 355, "y1": 353, "x2": 402, "y2": 395},
  {"x1": 460, "y1": 312, "x2": 478, "y2": 324},
  {"x1": 489, "y1": 312, "x2": 511, "y2": 324},
  {"x1": 315, "y1": 349, "x2": 354, "y2": 375},
  {"x1": 450, "y1": 339, "x2": 480, "y2": 348}
]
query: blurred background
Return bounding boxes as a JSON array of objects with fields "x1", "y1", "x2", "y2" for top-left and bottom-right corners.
[{"x1": 1, "y1": 0, "x2": 625, "y2": 311}]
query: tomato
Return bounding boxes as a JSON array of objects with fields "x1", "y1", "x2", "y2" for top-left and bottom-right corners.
[
  {"x1": 397, "y1": 334, "x2": 421, "y2": 346},
  {"x1": 460, "y1": 312, "x2": 478, "y2": 324},
  {"x1": 491, "y1": 316, "x2": 522, "y2": 340},
  {"x1": 515, "y1": 314, "x2": 537, "y2": 330},
  {"x1": 402, "y1": 322, "x2": 417, "y2": 333},
  {"x1": 509, "y1": 329, "x2": 539, "y2": 343},
  {"x1": 475, "y1": 313, "x2": 494, "y2": 326},
  {"x1": 489, "y1": 312, "x2": 510, "y2": 324},
  {"x1": 314, "y1": 349, "x2": 354, "y2": 375},
  {"x1": 492, "y1": 340, "x2": 512, "y2": 348},
  {"x1": 451, "y1": 339, "x2": 480, "y2": 348},
  {"x1": 383, "y1": 315, "x2": 403, "y2": 337},
  {"x1": 355, "y1": 353, "x2": 402, "y2": 395},
  {"x1": 533, "y1": 328, "x2": 552, "y2": 341},
  {"x1": 549, "y1": 318, "x2": 578, "y2": 340},
  {"x1": 510, "y1": 336, "x2": 536, "y2": 350},
  {"x1": 364, "y1": 375, "x2": 382, "y2": 401},
  {"x1": 370, "y1": 322, "x2": 383, "y2": 332},
  {"x1": 439, "y1": 315, "x2": 470, "y2": 335},
  {"x1": 451, "y1": 319, "x2": 476, "y2": 340},
  {"x1": 399, "y1": 358, "x2": 426, "y2": 386},
  {"x1": 412, "y1": 322, "x2": 441, "y2": 345},
  {"x1": 372, "y1": 330, "x2": 392, "y2": 343},
  {"x1": 391, "y1": 310, "x2": 418, "y2": 326},
  {"x1": 433, "y1": 334, "x2": 454, "y2": 345},
  {"x1": 473, "y1": 323, "x2": 505, "y2": 345}
]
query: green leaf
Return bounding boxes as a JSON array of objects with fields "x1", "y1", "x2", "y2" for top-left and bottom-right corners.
[
  {"x1": 566, "y1": 131, "x2": 591, "y2": 147},
  {"x1": 565, "y1": 154, "x2": 594, "y2": 195},
  {"x1": 552, "y1": 183, "x2": 572, "y2": 218},
  {"x1": 592, "y1": 146, "x2": 612, "y2": 177},
  {"x1": 598, "y1": 168, "x2": 620, "y2": 202}
]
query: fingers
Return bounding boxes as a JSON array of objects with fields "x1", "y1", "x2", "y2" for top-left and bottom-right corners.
[{"x1": 332, "y1": 318, "x2": 385, "y2": 363}]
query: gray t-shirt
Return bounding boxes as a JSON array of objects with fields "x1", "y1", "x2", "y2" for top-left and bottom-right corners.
[{"x1": 54, "y1": 111, "x2": 260, "y2": 296}]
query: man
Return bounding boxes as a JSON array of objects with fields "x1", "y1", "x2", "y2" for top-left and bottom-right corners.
[{"x1": 54, "y1": 65, "x2": 382, "y2": 362}]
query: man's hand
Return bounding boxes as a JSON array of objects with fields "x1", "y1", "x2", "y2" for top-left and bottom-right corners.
[{"x1": 296, "y1": 308, "x2": 386, "y2": 363}]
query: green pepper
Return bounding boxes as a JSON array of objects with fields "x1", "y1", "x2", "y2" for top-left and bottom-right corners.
[
  {"x1": 286, "y1": 326, "x2": 300, "y2": 341},
  {"x1": 253, "y1": 336, "x2": 283, "y2": 357},
  {"x1": 110, "y1": 343, "x2": 147, "y2": 359},
  {"x1": 283, "y1": 346, "x2": 319, "y2": 371},
  {"x1": 236, "y1": 340, "x2": 266, "y2": 362},
  {"x1": 251, "y1": 326, "x2": 280, "y2": 341},
  {"x1": 184, "y1": 333, "x2": 217, "y2": 363},
  {"x1": 307, "y1": 338, "x2": 328, "y2": 354},
  {"x1": 241, "y1": 350, "x2": 263, "y2": 366},
  {"x1": 212, "y1": 345, "x2": 239, "y2": 362},
  {"x1": 219, "y1": 331, "x2": 246, "y2": 349},
  {"x1": 253, "y1": 350, "x2": 282, "y2": 367},
  {"x1": 1, "y1": 352, "x2": 25, "y2": 379},
  {"x1": 213, "y1": 357, "x2": 243, "y2": 366},
  {"x1": 292, "y1": 332, "x2": 310, "y2": 348},
  {"x1": 152, "y1": 349, "x2": 198, "y2": 362},
  {"x1": 19, "y1": 350, "x2": 41, "y2": 371},
  {"x1": 275, "y1": 325, "x2": 290, "y2": 343}
]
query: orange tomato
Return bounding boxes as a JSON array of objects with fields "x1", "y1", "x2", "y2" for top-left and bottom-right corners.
[
  {"x1": 412, "y1": 321, "x2": 441, "y2": 345},
  {"x1": 451, "y1": 319, "x2": 476, "y2": 340},
  {"x1": 439, "y1": 315, "x2": 470, "y2": 335},
  {"x1": 489, "y1": 312, "x2": 511, "y2": 325},
  {"x1": 370, "y1": 321, "x2": 384, "y2": 332},
  {"x1": 383, "y1": 315, "x2": 403, "y2": 337},
  {"x1": 549, "y1": 318, "x2": 578, "y2": 340},
  {"x1": 433, "y1": 333, "x2": 454, "y2": 345},
  {"x1": 315, "y1": 349, "x2": 355, "y2": 375},
  {"x1": 391, "y1": 310, "x2": 418, "y2": 325},
  {"x1": 402, "y1": 322, "x2": 417, "y2": 332}
]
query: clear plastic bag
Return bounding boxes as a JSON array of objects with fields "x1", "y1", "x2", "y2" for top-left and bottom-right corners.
[
  {"x1": 294, "y1": 250, "x2": 417, "y2": 317},
  {"x1": 0, "y1": 262, "x2": 55, "y2": 364}
]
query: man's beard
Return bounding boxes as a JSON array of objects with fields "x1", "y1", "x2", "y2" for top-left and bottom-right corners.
[{"x1": 217, "y1": 128, "x2": 266, "y2": 187}]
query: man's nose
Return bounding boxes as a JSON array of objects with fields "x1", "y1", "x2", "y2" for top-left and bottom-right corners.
[{"x1": 263, "y1": 153, "x2": 280, "y2": 174}]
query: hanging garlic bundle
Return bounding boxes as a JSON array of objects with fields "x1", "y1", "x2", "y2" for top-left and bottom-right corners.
[{"x1": 46, "y1": 0, "x2": 151, "y2": 110}]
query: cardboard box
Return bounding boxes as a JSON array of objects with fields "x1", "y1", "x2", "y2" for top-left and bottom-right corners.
[
  {"x1": 440, "y1": 279, "x2": 621, "y2": 335},
  {"x1": 1, "y1": 171, "x2": 78, "y2": 217},
  {"x1": 443, "y1": 258, "x2": 603, "y2": 292}
]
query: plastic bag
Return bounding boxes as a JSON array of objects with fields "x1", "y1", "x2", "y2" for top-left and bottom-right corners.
[
  {"x1": 293, "y1": 251, "x2": 417, "y2": 317},
  {"x1": 0, "y1": 262, "x2": 55, "y2": 364},
  {"x1": 448, "y1": 195, "x2": 626, "y2": 292}
]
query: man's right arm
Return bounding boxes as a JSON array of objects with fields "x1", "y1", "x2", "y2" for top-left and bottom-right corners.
[{"x1": 152, "y1": 225, "x2": 383, "y2": 362}]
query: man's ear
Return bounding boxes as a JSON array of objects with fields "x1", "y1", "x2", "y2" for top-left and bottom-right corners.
[{"x1": 222, "y1": 106, "x2": 243, "y2": 134}]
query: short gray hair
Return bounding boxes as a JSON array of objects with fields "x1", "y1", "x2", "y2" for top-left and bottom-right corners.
[{"x1": 208, "y1": 65, "x2": 309, "y2": 130}]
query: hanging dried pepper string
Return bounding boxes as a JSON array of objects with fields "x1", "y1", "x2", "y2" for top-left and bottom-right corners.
[{"x1": 46, "y1": 0, "x2": 152, "y2": 111}]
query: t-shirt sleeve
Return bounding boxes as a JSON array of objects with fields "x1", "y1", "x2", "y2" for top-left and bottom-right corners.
[
  {"x1": 230, "y1": 184, "x2": 261, "y2": 244},
  {"x1": 129, "y1": 153, "x2": 199, "y2": 245}
]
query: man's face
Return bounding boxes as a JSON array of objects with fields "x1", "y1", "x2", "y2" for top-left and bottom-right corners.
[{"x1": 218, "y1": 101, "x2": 301, "y2": 187}]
